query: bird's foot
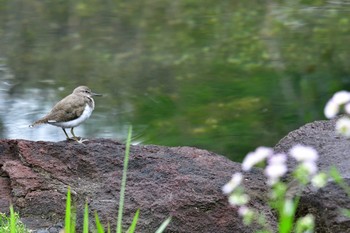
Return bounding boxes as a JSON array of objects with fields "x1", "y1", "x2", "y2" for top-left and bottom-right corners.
[
  {"x1": 77, "y1": 138, "x2": 89, "y2": 143},
  {"x1": 65, "y1": 136, "x2": 88, "y2": 143},
  {"x1": 70, "y1": 136, "x2": 89, "y2": 143}
]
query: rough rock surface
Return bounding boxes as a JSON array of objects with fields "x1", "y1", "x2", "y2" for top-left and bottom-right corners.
[
  {"x1": 3, "y1": 118, "x2": 348, "y2": 233},
  {"x1": 0, "y1": 139, "x2": 276, "y2": 232},
  {"x1": 274, "y1": 118, "x2": 350, "y2": 233}
]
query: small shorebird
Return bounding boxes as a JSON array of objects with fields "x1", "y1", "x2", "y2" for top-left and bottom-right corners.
[{"x1": 30, "y1": 86, "x2": 102, "y2": 141}]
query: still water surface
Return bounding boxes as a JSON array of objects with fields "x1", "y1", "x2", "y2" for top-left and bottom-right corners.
[
  {"x1": 0, "y1": 77, "x2": 127, "y2": 142},
  {"x1": 1, "y1": 1, "x2": 350, "y2": 160}
]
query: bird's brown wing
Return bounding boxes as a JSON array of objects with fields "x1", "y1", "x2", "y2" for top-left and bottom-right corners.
[{"x1": 42, "y1": 94, "x2": 86, "y2": 123}]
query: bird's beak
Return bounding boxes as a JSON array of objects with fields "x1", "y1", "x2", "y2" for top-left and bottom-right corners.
[{"x1": 92, "y1": 92, "x2": 103, "y2": 97}]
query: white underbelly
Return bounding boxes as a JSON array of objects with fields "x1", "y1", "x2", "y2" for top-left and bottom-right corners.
[{"x1": 48, "y1": 104, "x2": 93, "y2": 128}]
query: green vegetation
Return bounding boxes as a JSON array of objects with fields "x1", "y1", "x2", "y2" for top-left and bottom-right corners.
[
  {"x1": 117, "y1": 125, "x2": 133, "y2": 233},
  {"x1": 329, "y1": 166, "x2": 350, "y2": 218},
  {"x1": 0, "y1": 206, "x2": 29, "y2": 233},
  {"x1": 225, "y1": 163, "x2": 350, "y2": 233},
  {"x1": 223, "y1": 94, "x2": 350, "y2": 232}
]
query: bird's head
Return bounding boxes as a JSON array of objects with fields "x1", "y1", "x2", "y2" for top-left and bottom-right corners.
[{"x1": 73, "y1": 86, "x2": 102, "y2": 97}]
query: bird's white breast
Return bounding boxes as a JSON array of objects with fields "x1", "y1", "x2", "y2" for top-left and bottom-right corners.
[{"x1": 48, "y1": 104, "x2": 94, "y2": 128}]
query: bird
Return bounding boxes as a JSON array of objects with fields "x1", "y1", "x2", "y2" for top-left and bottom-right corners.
[{"x1": 30, "y1": 86, "x2": 102, "y2": 141}]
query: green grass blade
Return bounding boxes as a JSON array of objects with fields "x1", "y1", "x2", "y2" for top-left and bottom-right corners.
[
  {"x1": 341, "y1": 208, "x2": 350, "y2": 218},
  {"x1": 83, "y1": 203, "x2": 89, "y2": 233},
  {"x1": 330, "y1": 166, "x2": 350, "y2": 196},
  {"x1": 107, "y1": 222, "x2": 111, "y2": 233},
  {"x1": 127, "y1": 209, "x2": 140, "y2": 233},
  {"x1": 9, "y1": 205, "x2": 15, "y2": 233},
  {"x1": 278, "y1": 198, "x2": 298, "y2": 233},
  {"x1": 95, "y1": 211, "x2": 105, "y2": 233},
  {"x1": 65, "y1": 187, "x2": 71, "y2": 233},
  {"x1": 117, "y1": 125, "x2": 133, "y2": 233},
  {"x1": 155, "y1": 217, "x2": 172, "y2": 233}
]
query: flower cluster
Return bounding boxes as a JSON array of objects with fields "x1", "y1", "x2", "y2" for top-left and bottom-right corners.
[
  {"x1": 223, "y1": 145, "x2": 322, "y2": 196},
  {"x1": 265, "y1": 153, "x2": 287, "y2": 186},
  {"x1": 221, "y1": 91, "x2": 349, "y2": 232},
  {"x1": 222, "y1": 144, "x2": 326, "y2": 229},
  {"x1": 324, "y1": 90, "x2": 350, "y2": 137}
]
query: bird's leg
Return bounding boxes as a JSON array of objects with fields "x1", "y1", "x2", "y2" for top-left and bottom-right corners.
[
  {"x1": 71, "y1": 127, "x2": 79, "y2": 140},
  {"x1": 71, "y1": 127, "x2": 88, "y2": 143},
  {"x1": 62, "y1": 128, "x2": 70, "y2": 140}
]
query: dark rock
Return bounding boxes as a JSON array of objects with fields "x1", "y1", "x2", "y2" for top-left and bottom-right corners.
[
  {"x1": 35, "y1": 230, "x2": 49, "y2": 233},
  {"x1": 275, "y1": 118, "x2": 350, "y2": 233},
  {"x1": 32, "y1": 222, "x2": 64, "y2": 233},
  {"x1": 0, "y1": 139, "x2": 276, "y2": 232}
]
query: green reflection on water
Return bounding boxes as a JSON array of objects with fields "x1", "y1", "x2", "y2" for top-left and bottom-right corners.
[{"x1": 1, "y1": 1, "x2": 350, "y2": 160}]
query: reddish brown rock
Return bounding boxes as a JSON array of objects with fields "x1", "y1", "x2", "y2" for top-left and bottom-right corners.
[
  {"x1": 0, "y1": 139, "x2": 276, "y2": 232},
  {"x1": 0, "y1": 177, "x2": 11, "y2": 210},
  {"x1": 2, "y1": 161, "x2": 43, "y2": 196}
]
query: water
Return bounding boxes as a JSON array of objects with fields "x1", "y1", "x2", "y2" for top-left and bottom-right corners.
[
  {"x1": 0, "y1": 60, "x2": 127, "y2": 141},
  {"x1": 1, "y1": 1, "x2": 350, "y2": 160},
  {"x1": 0, "y1": 81, "x2": 122, "y2": 142}
]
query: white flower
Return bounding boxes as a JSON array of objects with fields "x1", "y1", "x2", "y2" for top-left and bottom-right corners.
[
  {"x1": 238, "y1": 206, "x2": 254, "y2": 219},
  {"x1": 296, "y1": 214, "x2": 315, "y2": 231},
  {"x1": 228, "y1": 193, "x2": 250, "y2": 206},
  {"x1": 332, "y1": 91, "x2": 350, "y2": 105},
  {"x1": 289, "y1": 145, "x2": 318, "y2": 162},
  {"x1": 242, "y1": 147, "x2": 273, "y2": 171},
  {"x1": 311, "y1": 172, "x2": 328, "y2": 188},
  {"x1": 238, "y1": 206, "x2": 250, "y2": 217},
  {"x1": 335, "y1": 117, "x2": 350, "y2": 138},
  {"x1": 265, "y1": 163, "x2": 287, "y2": 186},
  {"x1": 324, "y1": 99, "x2": 339, "y2": 119},
  {"x1": 222, "y1": 172, "x2": 243, "y2": 194},
  {"x1": 238, "y1": 205, "x2": 255, "y2": 225},
  {"x1": 301, "y1": 161, "x2": 318, "y2": 175},
  {"x1": 264, "y1": 153, "x2": 287, "y2": 185},
  {"x1": 345, "y1": 103, "x2": 350, "y2": 115},
  {"x1": 268, "y1": 153, "x2": 287, "y2": 165},
  {"x1": 324, "y1": 91, "x2": 350, "y2": 118}
]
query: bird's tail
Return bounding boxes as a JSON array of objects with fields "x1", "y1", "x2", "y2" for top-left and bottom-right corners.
[{"x1": 29, "y1": 119, "x2": 47, "y2": 128}]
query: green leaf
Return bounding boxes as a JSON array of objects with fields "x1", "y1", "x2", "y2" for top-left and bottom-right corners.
[
  {"x1": 329, "y1": 166, "x2": 350, "y2": 196},
  {"x1": 83, "y1": 202, "x2": 89, "y2": 233},
  {"x1": 278, "y1": 199, "x2": 297, "y2": 233},
  {"x1": 341, "y1": 208, "x2": 350, "y2": 218},
  {"x1": 9, "y1": 205, "x2": 15, "y2": 233},
  {"x1": 127, "y1": 209, "x2": 140, "y2": 233},
  {"x1": 117, "y1": 125, "x2": 133, "y2": 233},
  {"x1": 95, "y1": 211, "x2": 105, "y2": 233},
  {"x1": 65, "y1": 187, "x2": 72, "y2": 233},
  {"x1": 329, "y1": 166, "x2": 342, "y2": 183},
  {"x1": 155, "y1": 217, "x2": 172, "y2": 233}
]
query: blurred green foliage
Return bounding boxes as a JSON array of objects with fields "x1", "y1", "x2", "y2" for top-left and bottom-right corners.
[
  {"x1": 0, "y1": 0, "x2": 350, "y2": 160},
  {"x1": 0, "y1": 210, "x2": 29, "y2": 233}
]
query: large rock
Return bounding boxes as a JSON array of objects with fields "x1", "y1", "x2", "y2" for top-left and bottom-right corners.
[
  {"x1": 0, "y1": 139, "x2": 276, "y2": 232},
  {"x1": 4, "y1": 118, "x2": 348, "y2": 233},
  {"x1": 274, "y1": 118, "x2": 350, "y2": 233}
]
